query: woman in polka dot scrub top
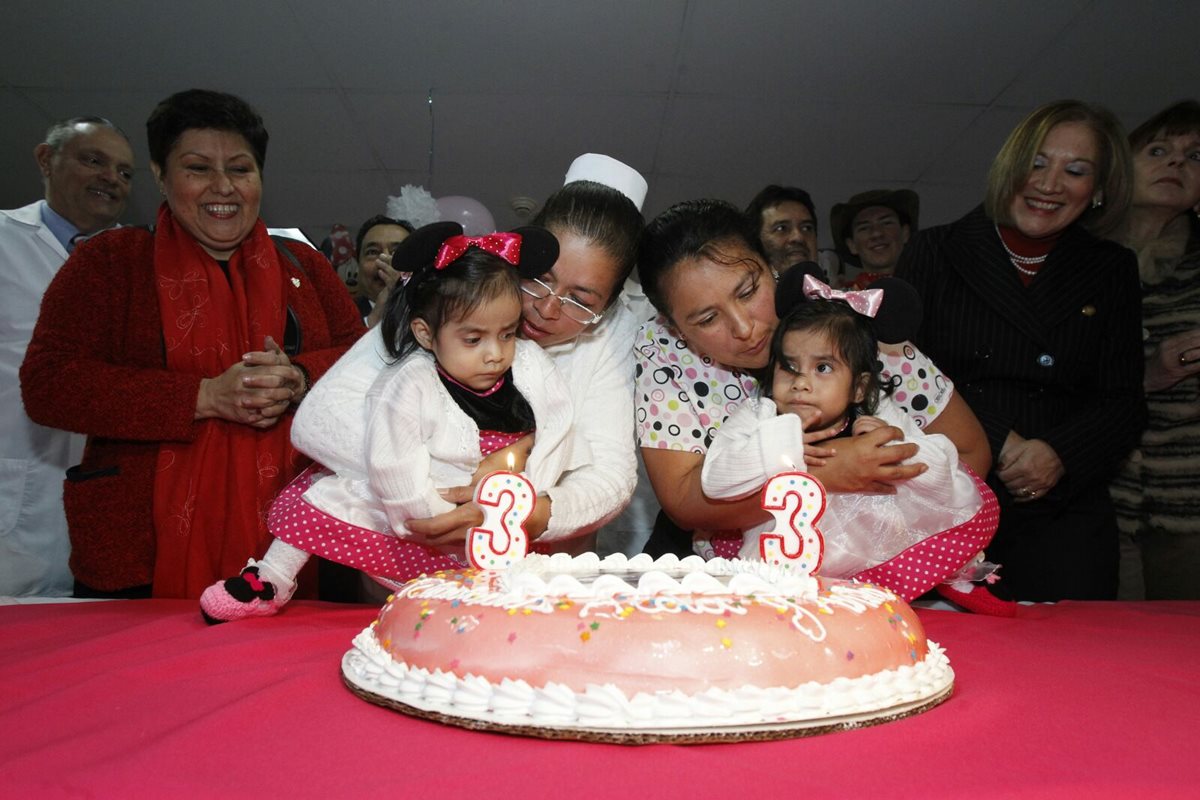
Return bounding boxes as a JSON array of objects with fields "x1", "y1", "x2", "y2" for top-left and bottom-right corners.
[
  {"x1": 633, "y1": 200, "x2": 992, "y2": 575},
  {"x1": 698, "y1": 270, "x2": 1007, "y2": 613}
]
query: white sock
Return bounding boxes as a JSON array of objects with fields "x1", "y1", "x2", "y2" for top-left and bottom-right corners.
[{"x1": 252, "y1": 539, "x2": 308, "y2": 601}]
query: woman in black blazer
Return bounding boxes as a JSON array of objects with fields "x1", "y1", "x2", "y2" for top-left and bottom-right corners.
[{"x1": 898, "y1": 100, "x2": 1145, "y2": 601}]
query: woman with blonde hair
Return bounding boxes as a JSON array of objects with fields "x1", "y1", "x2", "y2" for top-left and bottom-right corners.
[{"x1": 898, "y1": 100, "x2": 1144, "y2": 601}]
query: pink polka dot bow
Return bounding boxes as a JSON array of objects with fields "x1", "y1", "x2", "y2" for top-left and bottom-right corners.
[
  {"x1": 802, "y1": 273, "x2": 883, "y2": 318},
  {"x1": 434, "y1": 233, "x2": 523, "y2": 270}
]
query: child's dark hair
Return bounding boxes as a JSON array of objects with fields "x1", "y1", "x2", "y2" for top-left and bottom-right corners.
[
  {"x1": 380, "y1": 248, "x2": 520, "y2": 363},
  {"x1": 378, "y1": 222, "x2": 559, "y2": 362},
  {"x1": 764, "y1": 300, "x2": 886, "y2": 415}
]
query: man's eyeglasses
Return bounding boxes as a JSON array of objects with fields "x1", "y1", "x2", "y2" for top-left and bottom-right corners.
[{"x1": 519, "y1": 278, "x2": 604, "y2": 326}]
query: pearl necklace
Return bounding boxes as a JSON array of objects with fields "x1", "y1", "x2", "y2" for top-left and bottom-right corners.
[{"x1": 995, "y1": 224, "x2": 1047, "y2": 275}]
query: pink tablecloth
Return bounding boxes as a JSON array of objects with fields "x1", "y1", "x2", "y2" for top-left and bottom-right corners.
[{"x1": 1, "y1": 599, "x2": 1196, "y2": 798}]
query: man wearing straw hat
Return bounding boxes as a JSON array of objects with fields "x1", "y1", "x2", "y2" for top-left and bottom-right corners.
[{"x1": 830, "y1": 189, "x2": 918, "y2": 290}]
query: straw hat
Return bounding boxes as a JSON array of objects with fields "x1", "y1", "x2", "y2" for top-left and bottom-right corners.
[{"x1": 830, "y1": 189, "x2": 919, "y2": 264}]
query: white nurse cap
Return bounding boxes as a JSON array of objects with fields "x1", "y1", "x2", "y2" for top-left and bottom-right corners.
[{"x1": 563, "y1": 153, "x2": 648, "y2": 211}]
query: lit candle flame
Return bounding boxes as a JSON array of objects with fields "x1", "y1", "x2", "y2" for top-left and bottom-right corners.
[{"x1": 506, "y1": 452, "x2": 515, "y2": 471}]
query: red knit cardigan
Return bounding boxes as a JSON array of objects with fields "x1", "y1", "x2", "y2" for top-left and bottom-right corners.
[{"x1": 20, "y1": 227, "x2": 365, "y2": 591}]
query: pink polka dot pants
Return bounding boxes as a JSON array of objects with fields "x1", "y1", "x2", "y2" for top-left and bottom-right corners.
[
  {"x1": 854, "y1": 471, "x2": 1000, "y2": 600},
  {"x1": 710, "y1": 469, "x2": 1001, "y2": 601},
  {"x1": 267, "y1": 466, "x2": 466, "y2": 583}
]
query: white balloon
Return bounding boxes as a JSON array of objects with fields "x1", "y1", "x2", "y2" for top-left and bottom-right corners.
[{"x1": 435, "y1": 196, "x2": 496, "y2": 236}]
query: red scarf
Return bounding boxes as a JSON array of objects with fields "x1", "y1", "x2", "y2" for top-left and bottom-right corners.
[{"x1": 151, "y1": 204, "x2": 297, "y2": 598}]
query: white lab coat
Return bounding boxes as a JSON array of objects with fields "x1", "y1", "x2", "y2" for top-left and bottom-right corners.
[{"x1": 0, "y1": 201, "x2": 84, "y2": 596}]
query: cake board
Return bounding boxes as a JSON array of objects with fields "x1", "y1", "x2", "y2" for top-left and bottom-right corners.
[{"x1": 341, "y1": 649, "x2": 954, "y2": 745}]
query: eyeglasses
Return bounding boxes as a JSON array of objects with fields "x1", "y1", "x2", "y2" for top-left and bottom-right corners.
[{"x1": 520, "y1": 278, "x2": 604, "y2": 326}]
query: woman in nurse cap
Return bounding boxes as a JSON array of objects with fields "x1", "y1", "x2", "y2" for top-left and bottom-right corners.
[{"x1": 291, "y1": 153, "x2": 649, "y2": 565}]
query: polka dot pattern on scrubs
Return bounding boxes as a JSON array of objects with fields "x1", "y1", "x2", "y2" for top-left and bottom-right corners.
[{"x1": 634, "y1": 317, "x2": 954, "y2": 454}]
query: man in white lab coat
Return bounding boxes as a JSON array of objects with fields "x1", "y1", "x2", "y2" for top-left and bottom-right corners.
[{"x1": 0, "y1": 117, "x2": 134, "y2": 596}]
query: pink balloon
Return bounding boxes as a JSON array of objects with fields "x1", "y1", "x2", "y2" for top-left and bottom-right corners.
[{"x1": 435, "y1": 196, "x2": 496, "y2": 236}]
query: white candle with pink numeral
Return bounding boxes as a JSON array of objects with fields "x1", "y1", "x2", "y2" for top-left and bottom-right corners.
[
  {"x1": 468, "y1": 465, "x2": 534, "y2": 570},
  {"x1": 758, "y1": 471, "x2": 826, "y2": 575}
]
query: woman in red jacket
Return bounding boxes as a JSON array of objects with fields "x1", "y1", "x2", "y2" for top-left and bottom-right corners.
[{"x1": 21, "y1": 89, "x2": 364, "y2": 598}]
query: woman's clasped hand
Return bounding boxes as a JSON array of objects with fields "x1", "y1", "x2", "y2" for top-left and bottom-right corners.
[{"x1": 195, "y1": 336, "x2": 307, "y2": 427}]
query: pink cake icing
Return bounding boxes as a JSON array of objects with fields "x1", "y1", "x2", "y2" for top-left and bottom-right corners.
[{"x1": 342, "y1": 553, "x2": 953, "y2": 740}]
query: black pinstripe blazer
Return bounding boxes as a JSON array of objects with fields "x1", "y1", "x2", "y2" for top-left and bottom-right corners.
[{"x1": 896, "y1": 206, "x2": 1146, "y2": 505}]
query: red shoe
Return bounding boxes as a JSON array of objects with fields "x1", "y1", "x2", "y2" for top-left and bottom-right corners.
[{"x1": 936, "y1": 584, "x2": 1018, "y2": 617}]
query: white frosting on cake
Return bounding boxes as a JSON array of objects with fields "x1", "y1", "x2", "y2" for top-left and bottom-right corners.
[
  {"x1": 393, "y1": 553, "x2": 900, "y2": 644},
  {"x1": 506, "y1": 552, "x2": 820, "y2": 599},
  {"x1": 343, "y1": 551, "x2": 955, "y2": 735},
  {"x1": 344, "y1": 627, "x2": 953, "y2": 730}
]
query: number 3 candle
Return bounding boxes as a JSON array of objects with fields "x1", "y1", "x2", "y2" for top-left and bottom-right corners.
[
  {"x1": 758, "y1": 471, "x2": 826, "y2": 575},
  {"x1": 468, "y1": 464, "x2": 535, "y2": 569}
]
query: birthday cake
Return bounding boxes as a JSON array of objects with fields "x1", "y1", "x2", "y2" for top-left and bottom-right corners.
[{"x1": 341, "y1": 552, "x2": 953, "y2": 743}]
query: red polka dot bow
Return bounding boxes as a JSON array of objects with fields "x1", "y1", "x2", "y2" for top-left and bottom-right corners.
[
  {"x1": 802, "y1": 273, "x2": 883, "y2": 318},
  {"x1": 434, "y1": 233, "x2": 523, "y2": 270}
]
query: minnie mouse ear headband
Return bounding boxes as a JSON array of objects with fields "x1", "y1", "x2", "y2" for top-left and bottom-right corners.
[
  {"x1": 773, "y1": 262, "x2": 827, "y2": 318},
  {"x1": 862, "y1": 276, "x2": 922, "y2": 344},
  {"x1": 392, "y1": 221, "x2": 559, "y2": 279},
  {"x1": 564, "y1": 153, "x2": 649, "y2": 211},
  {"x1": 774, "y1": 262, "x2": 922, "y2": 344}
]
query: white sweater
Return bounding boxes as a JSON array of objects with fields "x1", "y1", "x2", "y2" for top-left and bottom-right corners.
[
  {"x1": 300, "y1": 339, "x2": 583, "y2": 534},
  {"x1": 292, "y1": 306, "x2": 639, "y2": 542},
  {"x1": 701, "y1": 395, "x2": 981, "y2": 575}
]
